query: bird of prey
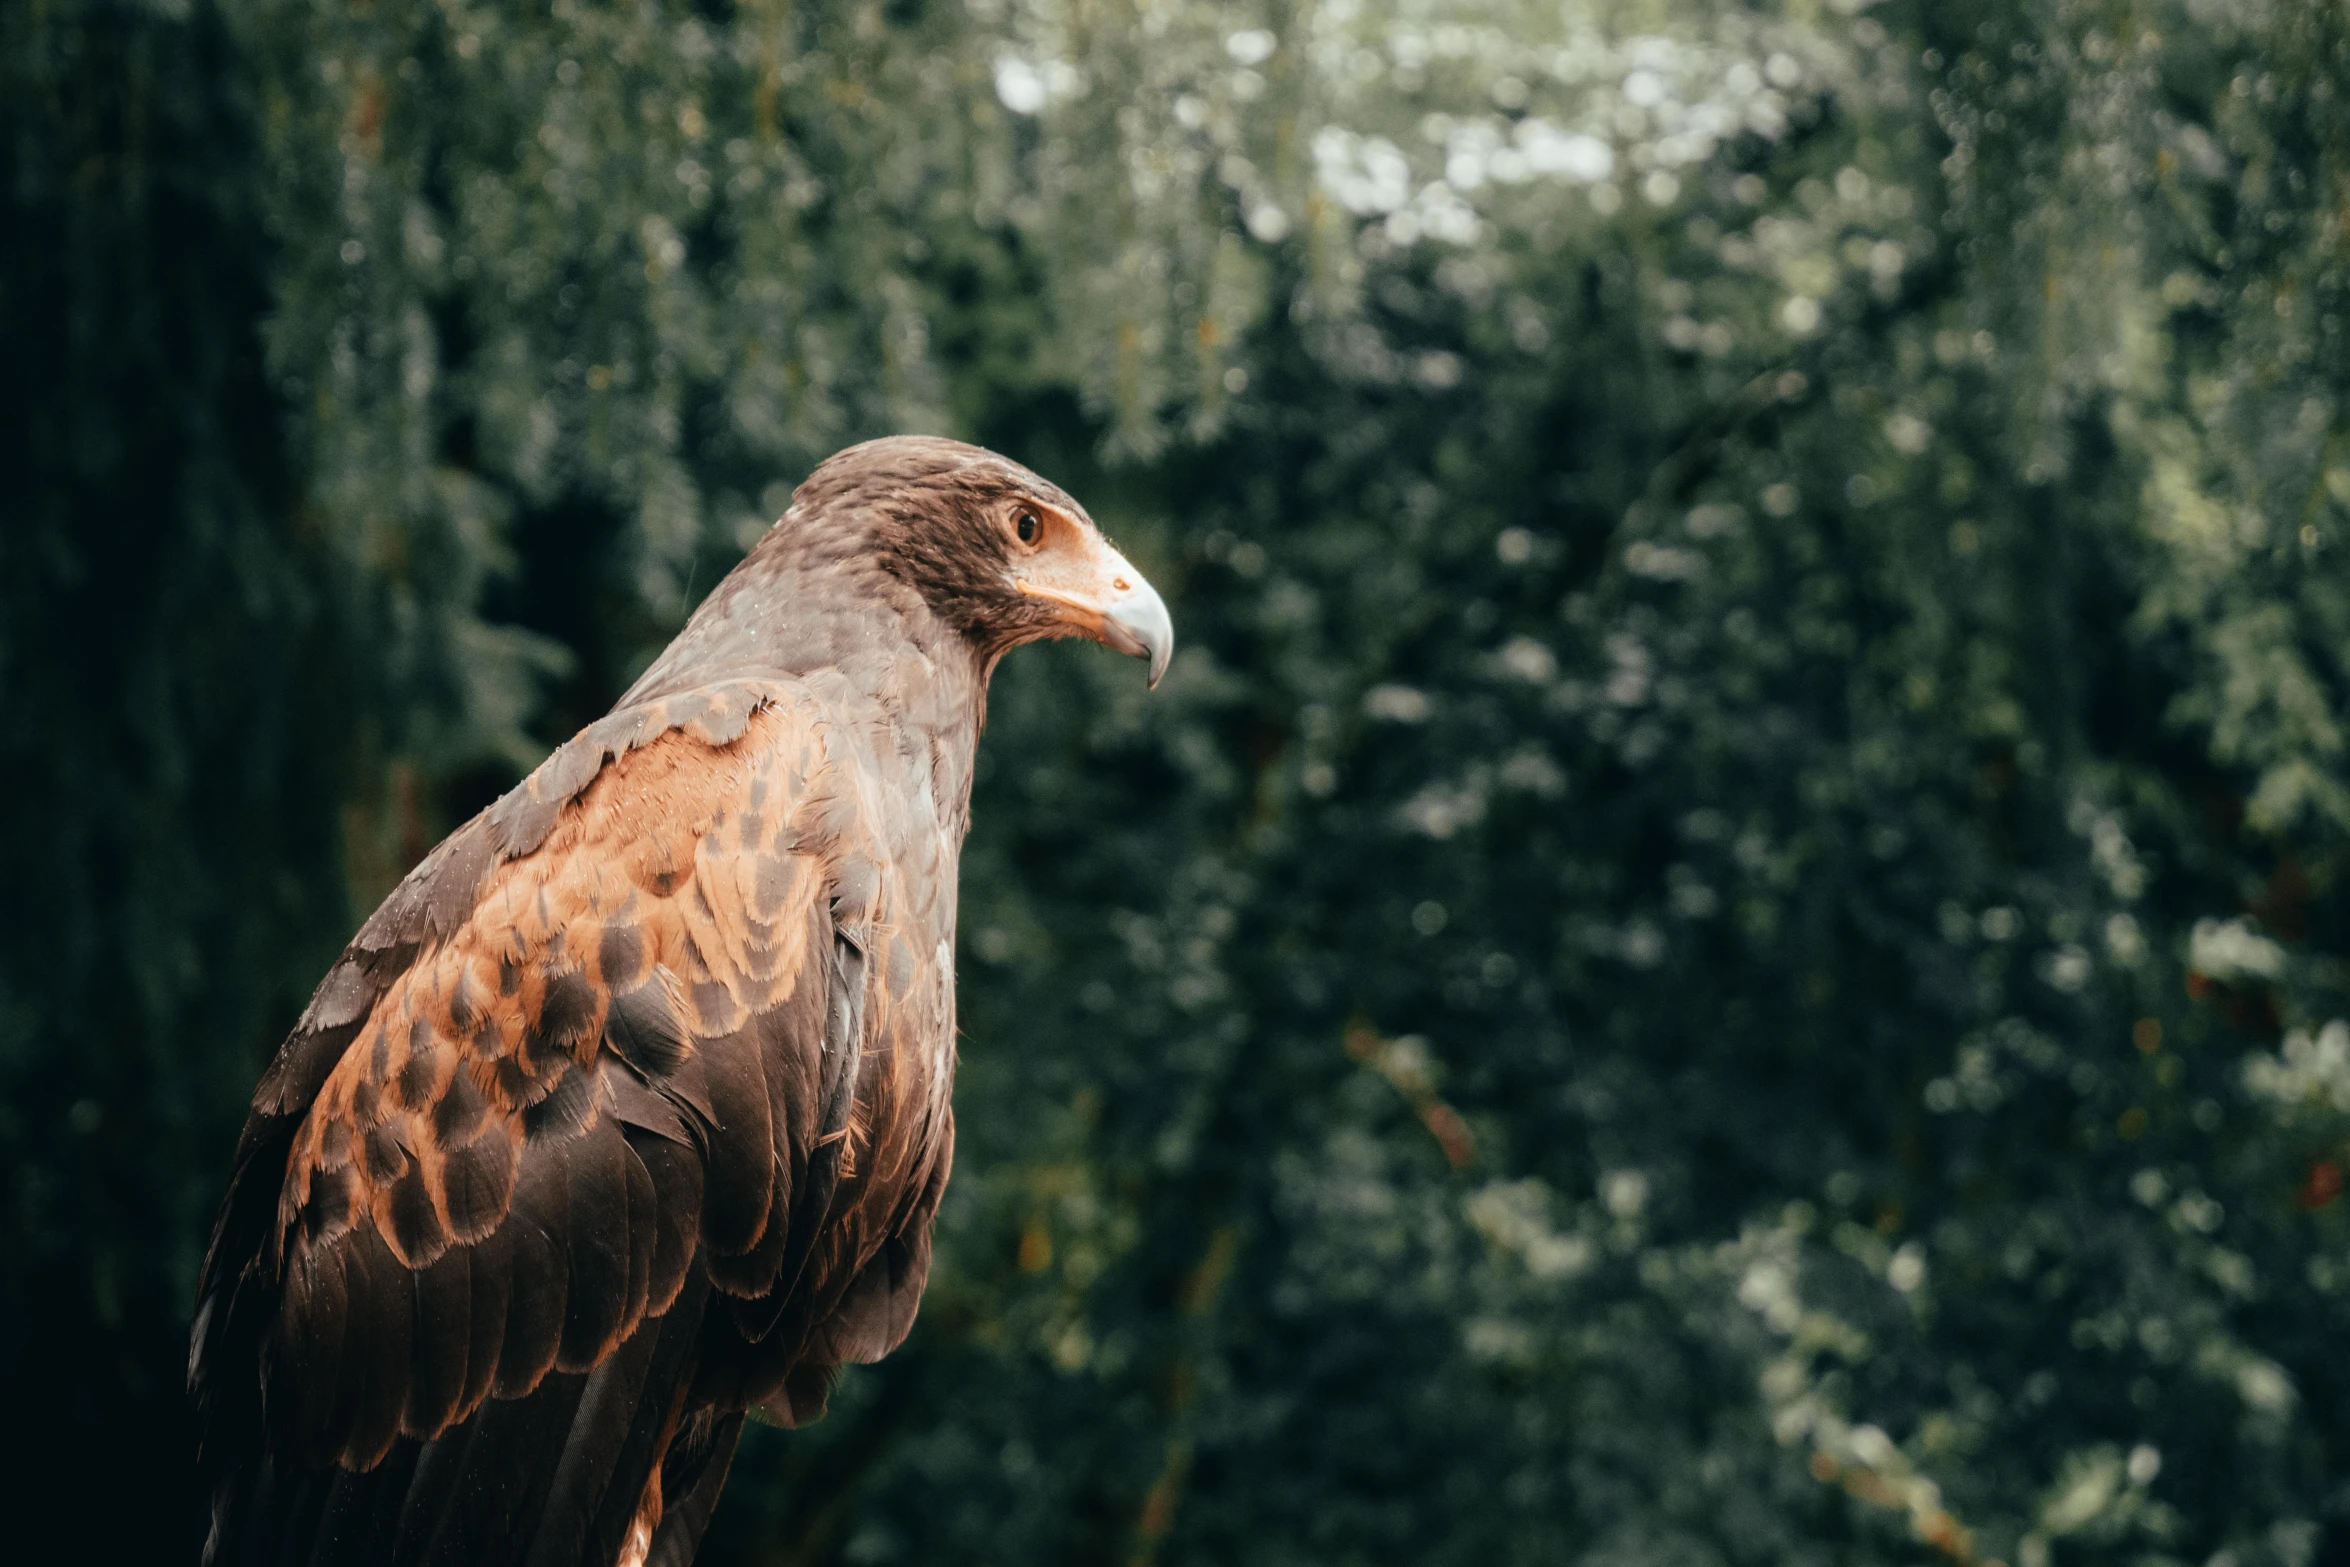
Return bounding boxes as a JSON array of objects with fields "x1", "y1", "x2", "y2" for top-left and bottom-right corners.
[{"x1": 190, "y1": 437, "x2": 1173, "y2": 1567}]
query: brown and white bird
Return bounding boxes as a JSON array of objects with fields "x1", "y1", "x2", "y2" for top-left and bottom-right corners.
[{"x1": 190, "y1": 437, "x2": 1173, "y2": 1567}]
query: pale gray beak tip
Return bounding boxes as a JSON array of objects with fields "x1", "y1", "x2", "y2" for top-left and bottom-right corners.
[{"x1": 1107, "y1": 582, "x2": 1174, "y2": 689}]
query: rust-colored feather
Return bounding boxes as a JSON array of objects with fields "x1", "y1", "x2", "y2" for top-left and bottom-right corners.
[{"x1": 223, "y1": 684, "x2": 954, "y2": 1489}]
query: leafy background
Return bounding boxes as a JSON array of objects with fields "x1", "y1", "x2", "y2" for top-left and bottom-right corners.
[{"x1": 6, "y1": 0, "x2": 2350, "y2": 1563}]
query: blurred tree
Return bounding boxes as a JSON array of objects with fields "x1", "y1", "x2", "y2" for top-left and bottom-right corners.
[
  {"x1": 6, "y1": 0, "x2": 2350, "y2": 1563},
  {"x1": 0, "y1": 0, "x2": 337, "y2": 1553}
]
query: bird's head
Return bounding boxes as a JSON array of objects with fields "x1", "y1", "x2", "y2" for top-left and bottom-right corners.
[{"x1": 799, "y1": 435, "x2": 1174, "y2": 687}]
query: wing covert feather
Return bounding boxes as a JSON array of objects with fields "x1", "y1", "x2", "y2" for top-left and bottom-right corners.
[
  {"x1": 197, "y1": 673, "x2": 959, "y2": 1567},
  {"x1": 203, "y1": 685, "x2": 908, "y2": 1472}
]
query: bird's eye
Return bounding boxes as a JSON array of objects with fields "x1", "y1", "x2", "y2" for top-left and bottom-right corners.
[{"x1": 1014, "y1": 509, "x2": 1041, "y2": 545}]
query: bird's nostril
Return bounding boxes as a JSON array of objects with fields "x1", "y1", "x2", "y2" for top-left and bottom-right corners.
[{"x1": 1113, "y1": 577, "x2": 1131, "y2": 592}]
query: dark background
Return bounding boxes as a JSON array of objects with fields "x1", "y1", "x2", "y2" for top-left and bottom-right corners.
[{"x1": 7, "y1": 2, "x2": 2350, "y2": 1563}]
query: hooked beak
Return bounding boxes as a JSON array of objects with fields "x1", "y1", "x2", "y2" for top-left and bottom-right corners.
[
  {"x1": 1014, "y1": 537, "x2": 1175, "y2": 688},
  {"x1": 1100, "y1": 578, "x2": 1174, "y2": 688}
]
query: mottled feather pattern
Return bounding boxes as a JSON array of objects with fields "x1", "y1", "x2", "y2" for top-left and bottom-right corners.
[{"x1": 230, "y1": 679, "x2": 955, "y2": 1477}]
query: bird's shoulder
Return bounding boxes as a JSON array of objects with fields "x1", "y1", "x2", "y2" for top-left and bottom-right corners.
[
  {"x1": 275, "y1": 674, "x2": 883, "y2": 1231},
  {"x1": 246, "y1": 677, "x2": 868, "y2": 1123}
]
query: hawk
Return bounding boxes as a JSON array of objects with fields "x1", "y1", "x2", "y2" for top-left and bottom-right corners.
[{"x1": 191, "y1": 437, "x2": 1173, "y2": 1567}]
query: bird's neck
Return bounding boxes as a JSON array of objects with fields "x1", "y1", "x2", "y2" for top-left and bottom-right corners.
[{"x1": 617, "y1": 550, "x2": 990, "y2": 831}]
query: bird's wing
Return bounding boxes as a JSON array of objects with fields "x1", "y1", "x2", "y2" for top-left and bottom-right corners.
[{"x1": 193, "y1": 679, "x2": 950, "y2": 1566}]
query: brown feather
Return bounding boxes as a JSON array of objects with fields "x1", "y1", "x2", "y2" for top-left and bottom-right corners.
[{"x1": 407, "y1": 1243, "x2": 473, "y2": 1437}]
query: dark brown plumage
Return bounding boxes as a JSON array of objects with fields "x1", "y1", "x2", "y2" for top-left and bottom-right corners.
[{"x1": 190, "y1": 437, "x2": 1172, "y2": 1567}]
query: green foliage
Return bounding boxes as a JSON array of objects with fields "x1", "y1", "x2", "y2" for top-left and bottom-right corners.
[
  {"x1": 7, "y1": 0, "x2": 2350, "y2": 1562},
  {"x1": 0, "y1": 0, "x2": 345, "y2": 1538}
]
